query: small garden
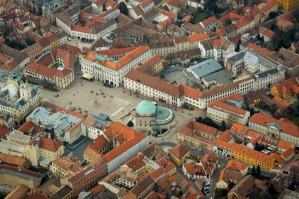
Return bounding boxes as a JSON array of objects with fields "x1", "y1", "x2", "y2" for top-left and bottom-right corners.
[{"x1": 190, "y1": 9, "x2": 211, "y2": 24}]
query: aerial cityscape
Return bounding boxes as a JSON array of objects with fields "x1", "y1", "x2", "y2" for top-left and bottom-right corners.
[{"x1": 0, "y1": 0, "x2": 299, "y2": 198}]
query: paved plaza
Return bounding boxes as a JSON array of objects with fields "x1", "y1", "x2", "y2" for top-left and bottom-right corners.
[{"x1": 41, "y1": 72, "x2": 206, "y2": 144}]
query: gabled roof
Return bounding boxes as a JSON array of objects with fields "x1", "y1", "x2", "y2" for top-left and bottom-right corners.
[
  {"x1": 226, "y1": 160, "x2": 248, "y2": 171},
  {"x1": 218, "y1": 168, "x2": 242, "y2": 184},
  {"x1": 39, "y1": 137, "x2": 63, "y2": 152},
  {"x1": 201, "y1": 16, "x2": 217, "y2": 27},
  {"x1": 170, "y1": 144, "x2": 190, "y2": 159},
  {"x1": 261, "y1": 0, "x2": 278, "y2": 13},
  {"x1": 249, "y1": 113, "x2": 299, "y2": 138}
]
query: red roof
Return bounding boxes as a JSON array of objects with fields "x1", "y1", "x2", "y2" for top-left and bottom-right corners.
[
  {"x1": 170, "y1": 144, "x2": 190, "y2": 159},
  {"x1": 249, "y1": 113, "x2": 299, "y2": 138},
  {"x1": 273, "y1": 96, "x2": 290, "y2": 108},
  {"x1": 182, "y1": 85, "x2": 201, "y2": 99},
  {"x1": 261, "y1": 0, "x2": 278, "y2": 13},
  {"x1": 201, "y1": 16, "x2": 217, "y2": 26},
  {"x1": 157, "y1": 8, "x2": 176, "y2": 20},
  {"x1": 0, "y1": 125, "x2": 9, "y2": 139},
  {"x1": 226, "y1": 160, "x2": 248, "y2": 171},
  {"x1": 188, "y1": 33, "x2": 210, "y2": 42},
  {"x1": 39, "y1": 137, "x2": 63, "y2": 152},
  {"x1": 103, "y1": 123, "x2": 147, "y2": 162}
]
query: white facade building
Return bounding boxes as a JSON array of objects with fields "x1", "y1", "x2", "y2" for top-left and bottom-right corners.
[{"x1": 80, "y1": 46, "x2": 152, "y2": 87}]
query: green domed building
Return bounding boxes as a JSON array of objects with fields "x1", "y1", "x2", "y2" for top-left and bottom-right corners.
[{"x1": 133, "y1": 100, "x2": 176, "y2": 133}]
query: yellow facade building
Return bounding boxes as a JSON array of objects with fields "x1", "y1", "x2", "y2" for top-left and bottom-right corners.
[
  {"x1": 169, "y1": 144, "x2": 191, "y2": 166},
  {"x1": 278, "y1": 0, "x2": 299, "y2": 11},
  {"x1": 230, "y1": 143, "x2": 275, "y2": 170}
]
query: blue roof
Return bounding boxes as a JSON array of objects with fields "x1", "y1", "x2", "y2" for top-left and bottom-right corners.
[
  {"x1": 187, "y1": 59, "x2": 223, "y2": 79},
  {"x1": 156, "y1": 107, "x2": 170, "y2": 119},
  {"x1": 93, "y1": 113, "x2": 109, "y2": 122},
  {"x1": 267, "y1": 122, "x2": 282, "y2": 130},
  {"x1": 136, "y1": 100, "x2": 156, "y2": 116},
  {"x1": 224, "y1": 100, "x2": 241, "y2": 108},
  {"x1": 96, "y1": 124, "x2": 102, "y2": 129}
]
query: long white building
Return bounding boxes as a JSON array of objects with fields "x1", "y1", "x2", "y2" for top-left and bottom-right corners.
[
  {"x1": 124, "y1": 65, "x2": 285, "y2": 110},
  {"x1": 80, "y1": 46, "x2": 152, "y2": 87}
]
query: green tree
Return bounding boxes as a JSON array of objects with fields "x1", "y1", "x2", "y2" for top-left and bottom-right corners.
[
  {"x1": 196, "y1": 116, "x2": 203, "y2": 123},
  {"x1": 236, "y1": 39, "x2": 241, "y2": 51},
  {"x1": 268, "y1": 183, "x2": 278, "y2": 195},
  {"x1": 118, "y1": 2, "x2": 129, "y2": 16},
  {"x1": 250, "y1": 107, "x2": 255, "y2": 116},
  {"x1": 221, "y1": 121, "x2": 227, "y2": 131},
  {"x1": 251, "y1": 166, "x2": 256, "y2": 176},
  {"x1": 256, "y1": 165, "x2": 261, "y2": 177},
  {"x1": 270, "y1": 104, "x2": 278, "y2": 115}
]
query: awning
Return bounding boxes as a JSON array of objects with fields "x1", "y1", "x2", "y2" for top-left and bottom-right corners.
[{"x1": 82, "y1": 73, "x2": 93, "y2": 80}]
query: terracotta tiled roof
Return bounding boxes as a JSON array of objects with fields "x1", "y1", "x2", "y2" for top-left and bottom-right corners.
[
  {"x1": 218, "y1": 11, "x2": 243, "y2": 25},
  {"x1": 228, "y1": 175, "x2": 255, "y2": 197},
  {"x1": 170, "y1": 144, "x2": 190, "y2": 159},
  {"x1": 276, "y1": 140, "x2": 293, "y2": 150},
  {"x1": 84, "y1": 146, "x2": 102, "y2": 161},
  {"x1": 5, "y1": 184, "x2": 29, "y2": 199},
  {"x1": 209, "y1": 100, "x2": 248, "y2": 118},
  {"x1": 270, "y1": 153, "x2": 285, "y2": 165},
  {"x1": 235, "y1": 16, "x2": 254, "y2": 29},
  {"x1": 89, "y1": 135, "x2": 109, "y2": 151},
  {"x1": 261, "y1": 0, "x2": 278, "y2": 13},
  {"x1": 174, "y1": 36, "x2": 189, "y2": 43},
  {"x1": 157, "y1": 8, "x2": 176, "y2": 20},
  {"x1": 218, "y1": 168, "x2": 242, "y2": 184},
  {"x1": 39, "y1": 137, "x2": 63, "y2": 152},
  {"x1": 125, "y1": 156, "x2": 146, "y2": 172},
  {"x1": 136, "y1": 54, "x2": 162, "y2": 72},
  {"x1": 231, "y1": 143, "x2": 275, "y2": 165},
  {"x1": 273, "y1": 96, "x2": 290, "y2": 108},
  {"x1": 281, "y1": 148, "x2": 294, "y2": 159},
  {"x1": 182, "y1": 85, "x2": 201, "y2": 99},
  {"x1": 226, "y1": 160, "x2": 248, "y2": 171},
  {"x1": 0, "y1": 125, "x2": 9, "y2": 139},
  {"x1": 0, "y1": 154, "x2": 29, "y2": 168},
  {"x1": 144, "y1": 191, "x2": 166, "y2": 199},
  {"x1": 201, "y1": 154, "x2": 218, "y2": 175},
  {"x1": 140, "y1": 0, "x2": 153, "y2": 8},
  {"x1": 259, "y1": 27, "x2": 274, "y2": 39},
  {"x1": 150, "y1": 167, "x2": 166, "y2": 180},
  {"x1": 249, "y1": 113, "x2": 299, "y2": 138},
  {"x1": 52, "y1": 156, "x2": 81, "y2": 172},
  {"x1": 89, "y1": 185, "x2": 105, "y2": 195},
  {"x1": 166, "y1": 0, "x2": 179, "y2": 7},
  {"x1": 188, "y1": 33, "x2": 210, "y2": 42},
  {"x1": 183, "y1": 163, "x2": 205, "y2": 176},
  {"x1": 124, "y1": 69, "x2": 185, "y2": 98},
  {"x1": 103, "y1": 123, "x2": 147, "y2": 162},
  {"x1": 229, "y1": 123, "x2": 248, "y2": 136},
  {"x1": 201, "y1": 16, "x2": 217, "y2": 27},
  {"x1": 186, "y1": 121, "x2": 220, "y2": 137}
]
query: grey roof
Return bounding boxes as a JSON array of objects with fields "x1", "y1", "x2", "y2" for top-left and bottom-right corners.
[
  {"x1": 254, "y1": 66, "x2": 285, "y2": 79},
  {"x1": 202, "y1": 69, "x2": 233, "y2": 84},
  {"x1": 228, "y1": 51, "x2": 245, "y2": 63},
  {"x1": 187, "y1": 59, "x2": 223, "y2": 79},
  {"x1": 27, "y1": 107, "x2": 82, "y2": 133},
  {"x1": 244, "y1": 51, "x2": 259, "y2": 65},
  {"x1": 94, "y1": 19, "x2": 117, "y2": 33}
]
